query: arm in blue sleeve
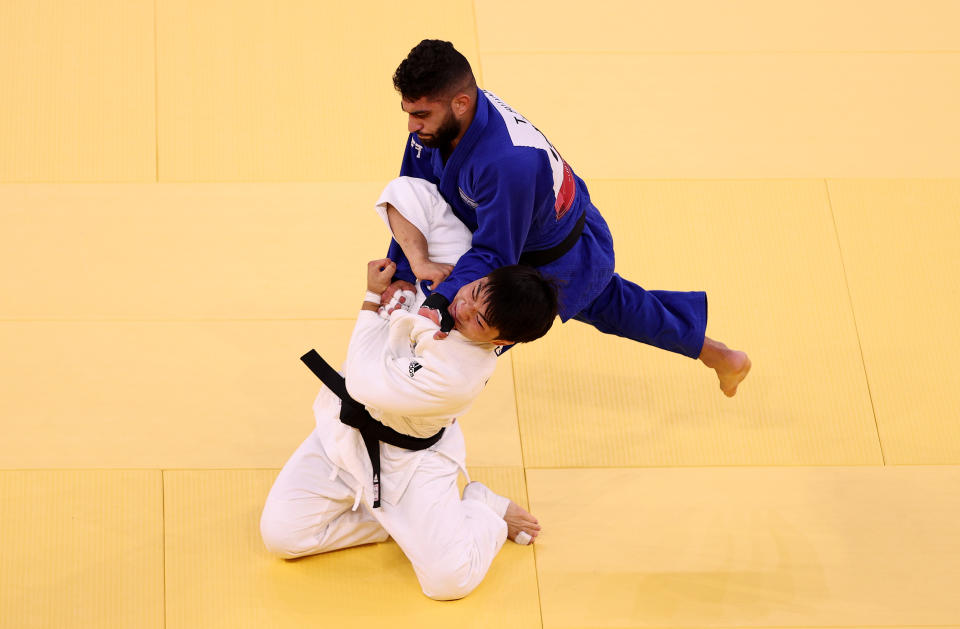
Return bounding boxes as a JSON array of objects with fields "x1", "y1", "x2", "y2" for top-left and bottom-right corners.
[
  {"x1": 386, "y1": 238, "x2": 417, "y2": 284},
  {"x1": 434, "y1": 153, "x2": 539, "y2": 302}
]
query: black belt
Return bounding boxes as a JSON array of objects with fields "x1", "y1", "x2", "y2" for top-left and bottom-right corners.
[
  {"x1": 518, "y1": 211, "x2": 586, "y2": 267},
  {"x1": 300, "y1": 349, "x2": 444, "y2": 508}
]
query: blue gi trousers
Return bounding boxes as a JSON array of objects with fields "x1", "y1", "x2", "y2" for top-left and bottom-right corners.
[
  {"x1": 573, "y1": 274, "x2": 707, "y2": 359},
  {"x1": 537, "y1": 200, "x2": 708, "y2": 360}
]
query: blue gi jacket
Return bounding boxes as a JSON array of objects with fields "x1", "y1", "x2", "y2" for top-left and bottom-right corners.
[{"x1": 389, "y1": 88, "x2": 616, "y2": 320}]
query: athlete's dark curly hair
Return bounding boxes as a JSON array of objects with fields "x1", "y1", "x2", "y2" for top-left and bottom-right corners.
[
  {"x1": 393, "y1": 39, "x2": 476, "y2": 101},
  {"x1": 483, "y1": 266, "x2": 559, "y2": 344}
]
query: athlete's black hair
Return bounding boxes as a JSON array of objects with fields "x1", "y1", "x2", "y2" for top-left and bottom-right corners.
[
  {"x1": 393, "y1": 39, "x2": 476, "y2": 101},
  {"x1": 482, "y1": 266, "x2": 559, "y2": 344}
]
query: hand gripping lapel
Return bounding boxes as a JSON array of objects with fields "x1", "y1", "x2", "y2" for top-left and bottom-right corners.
[{"x1": 422, "y1": 293, "x2": 455, "y2": 334}]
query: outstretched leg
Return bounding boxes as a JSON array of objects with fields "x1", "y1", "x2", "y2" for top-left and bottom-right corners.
[
  {"x1": 574, "y1": 273, "x2": 708, "y2": 358},
  {"x1": 575, "y1": 273, "x2": 750, "y2": 396}
]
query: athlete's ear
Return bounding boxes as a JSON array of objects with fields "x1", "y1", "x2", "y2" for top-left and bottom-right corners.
[
  {"x1": 491, "y1": 339, "x2": 513, "y2": 346},
  {"x1": 451, "y1": 92, "x2": 472, "y2": 116}
]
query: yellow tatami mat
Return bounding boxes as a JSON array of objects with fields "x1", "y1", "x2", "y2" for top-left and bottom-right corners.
[
  {"x1": 0, "y1": 320, "x2": 520, "y2": 468},
  {"x1": 0, "y1": 1, "x2": 155, "y2": 182},
  {"x1": 0, "y1": 471, "x2": 163, "y2": 629},
  {"x1": 480, "y1": 53, "x2": 960, "y2": 178},
  {"x1": 156, "y1": 1, "x2": 480, "y2": 182},
  {"x1": 527, "y1": 466, "x2": 960, "y2": 628},
  {"x1": 5, "y1": 2, "x2": 960, "y2": 626},
  {"x1": 829, "y1": 180, "x2": 960, "y2": 464},
  {"x1": 512, "y1": 180, "x2": 880, "y2": 467},
  {"x1": 476, "y1": 0, "x2": 960, "y2": 52},
  {"x1": 163, "y1": 467, "x2": 539, "y2": 629},
  {"x1": 0, "y1": 183, "x2": 388, "y2": 320}
]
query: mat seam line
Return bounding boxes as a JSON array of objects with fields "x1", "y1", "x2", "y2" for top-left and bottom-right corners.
[
  {"x1": 161, "y1": 469, "x2": 167, "y2": 629},
  {"x1": 475, "y1": 4, "x2": 543, "y2": 622},
  {"x1": 509, "y1": 352, "x2": 545, "y2": 629},
  {"x1": 0, "y1": 318, "x2": 359, "y2": 322},
  {"x1": 824, "y1": 178, "x2": 886, "y2": 465},
  {"x1": 154, "y1": 0, "x2": 159, "y2": 183},
  {"x1": 7, "y1": 463, "x2": 957, "y2": 472},
  {"x1": 643, "y1": 626, "x2": 960, "y2": 629},
  {"x1": 6, "y1": 463, "x2": 959, "y2": 472},
  {"x1": 627, "y1": 625, "x2": 960, "y2": 629},
  {"x1": 479, "y1": 49, "x2": 960, "y2": 55}
]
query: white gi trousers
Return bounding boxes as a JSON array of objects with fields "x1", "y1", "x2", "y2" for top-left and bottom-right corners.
[
  {"x1": 259, "y1": 424, "x2": 508, "y2": 601},
  {"x1": 261, "y1": 176, "x2": 507, "y2": 600}
]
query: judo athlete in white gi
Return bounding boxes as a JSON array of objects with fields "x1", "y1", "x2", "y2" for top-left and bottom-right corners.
[{"x1": 260, "y1": 177, "x2": 557, "y2": 600}]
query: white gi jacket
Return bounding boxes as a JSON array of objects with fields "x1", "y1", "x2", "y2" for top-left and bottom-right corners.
[{"x1": 312, "y1": 308, "x2": 497, "y2": 509}]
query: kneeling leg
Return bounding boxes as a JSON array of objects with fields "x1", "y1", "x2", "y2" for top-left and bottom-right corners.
[
  {"x1": 260, "y1": 431, "x2": 388, "y2": 558},
  {"x1": 380, "y1": 453, "x2": 508, "y2": 600}
]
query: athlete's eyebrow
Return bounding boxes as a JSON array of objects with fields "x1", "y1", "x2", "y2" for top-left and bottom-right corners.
[
  {"x1": 401, "y1": 103, "x2": 430, "y2": 116},
  {"x1": 474, "y1": 283, "x2": 490, "y2": 326}
]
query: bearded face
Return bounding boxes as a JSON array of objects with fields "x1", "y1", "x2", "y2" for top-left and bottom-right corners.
[{"x1": 417, "y1": 106, "x2": 461, "y2": 150}]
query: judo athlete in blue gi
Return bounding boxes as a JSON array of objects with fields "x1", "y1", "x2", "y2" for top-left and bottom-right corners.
[{"x1": 383, "y1": 40, "x2": 751, "y2": 397}]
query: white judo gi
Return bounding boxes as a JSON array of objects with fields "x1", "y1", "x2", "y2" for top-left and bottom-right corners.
[{"x1": 260, "y1": 178, "x2": 509, "y2": 601}]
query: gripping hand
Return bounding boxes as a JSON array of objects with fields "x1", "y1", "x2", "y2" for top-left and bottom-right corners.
[{"x1": 420, "y1": 293, "x2": 455, "y2": 338}]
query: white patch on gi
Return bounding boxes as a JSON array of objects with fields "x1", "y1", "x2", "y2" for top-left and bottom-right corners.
[{"x1": 483, "y1": 90, "x2": 565, "y2": 205}]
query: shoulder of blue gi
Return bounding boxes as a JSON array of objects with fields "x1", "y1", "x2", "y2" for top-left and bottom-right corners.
[{"x1": 400, "y1": 133, "x2": 441, "y2": 184}]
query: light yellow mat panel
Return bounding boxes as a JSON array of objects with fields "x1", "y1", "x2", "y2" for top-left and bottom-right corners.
[
  {"x1": 476, "y1": 0, "x2": 960, "y2": 52},
  {"x1": 527, "y1": 466, "x2": 960, "y2": 628},
  {"x1": 0, "y1": 320, "x2": 520, "y2": 469},
  {"x1": 480, "y1": 53, "x2": 960, "y2": 178},
  {"x1": 513, "y1": 180, "x2": 880, "y2": 467},
  {"x1": 0, "y1": 471, "x2": 163, "y2": 629},
  {"x1": 164, "y1": 469, "x2": 539, "y2": 629},
  {"x1": 157, "y1": 1, "x2": 479, "y2": 182},
  {"x1": 461, "y1": 466, "x2": 531, "y2": 510},
  {"x1": 0, "y1": 1, "x2": 155, "y2": 182},
  {"x1": 0, "y1": 183, "x2": 391, "y2": 319},
  {"x1": 829, "y1": 180, "x2": 960, "y2": 463},
  {"x1": 460, "y1": 357, "x2": 524, "y2": 468}
]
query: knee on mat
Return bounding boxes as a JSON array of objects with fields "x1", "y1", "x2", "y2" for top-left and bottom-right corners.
[
  {"x1": 259, "y1": 513, "x2": 313, "y2": 559},
  {"x1": 417, "y1": 557, "x2": 483, "y2": 601}
]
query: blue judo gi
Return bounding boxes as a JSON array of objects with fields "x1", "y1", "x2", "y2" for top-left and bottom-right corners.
[{"x1": 388, "y1": 88, "x2": 707, "y2": 359}]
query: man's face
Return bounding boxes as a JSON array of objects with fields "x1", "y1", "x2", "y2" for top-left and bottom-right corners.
[
  {"x1": 401, "y1": 96, "x2": 461, "y2": 150},
  {"x1": 449, "y1": 277, "x2": 507, "y2": 344}
]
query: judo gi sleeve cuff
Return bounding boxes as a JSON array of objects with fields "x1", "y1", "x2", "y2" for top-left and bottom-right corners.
[{"x1": 422, "y1": 292, "x2": 455, "y2": 334}]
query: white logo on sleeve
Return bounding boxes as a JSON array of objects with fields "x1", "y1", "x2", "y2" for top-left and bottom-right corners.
[{"x1": 411, "y1": 136, "x2": 423, "y2": 158}]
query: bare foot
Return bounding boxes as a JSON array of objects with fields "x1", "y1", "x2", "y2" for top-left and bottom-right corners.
[
  {"x1": 505, "y1": 500, "x2": 541, "y2": 544},
  {"x1": 699, "y1": 337, "x2": 752, "y2": 397},
  {"x1": 718, "y1": 352, "x2": 751, "y2": 397}
]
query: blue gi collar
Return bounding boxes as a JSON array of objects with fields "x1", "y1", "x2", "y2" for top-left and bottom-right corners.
[{"x1": 438, "y1": 87, "x2": 489, "y2": 189}]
